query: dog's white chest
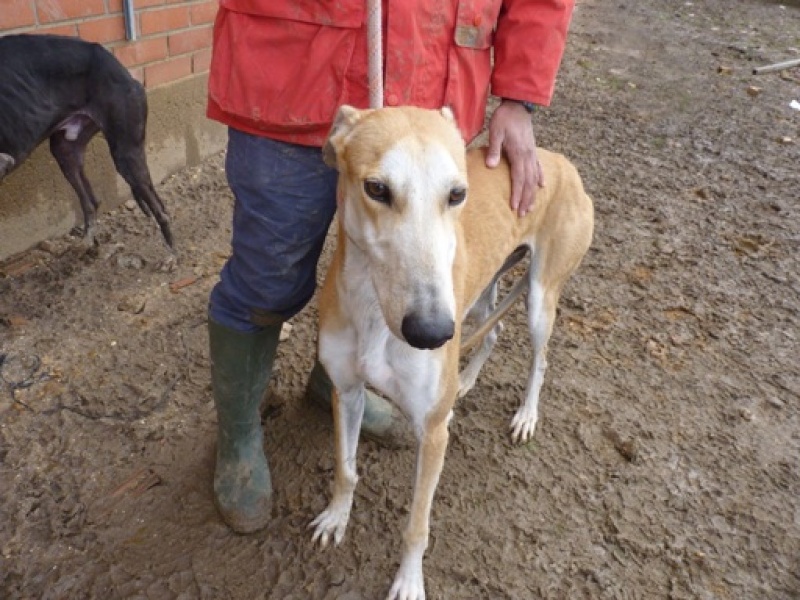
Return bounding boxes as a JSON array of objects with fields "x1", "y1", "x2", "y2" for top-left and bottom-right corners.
[
  {"x1": 352, "y1": 297, "x2": 396, "y2": 390},
  {"x1": 338, "y1": 264, "x2": 444, "y2": 424}
]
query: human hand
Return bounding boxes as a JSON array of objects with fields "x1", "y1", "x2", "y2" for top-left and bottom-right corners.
[{"x1": 485, "y1": 100, "x2": 545, "y2": 217}]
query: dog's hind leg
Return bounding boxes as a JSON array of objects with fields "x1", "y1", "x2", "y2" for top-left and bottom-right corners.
[
  {"x1": 0, "y1": 153, "x2": 15, "y2": 179},
  {"x1": 102, "y1": 87, "x2": 174, "y2": 249},
  {"x1": 49, "y1": 128, "x2": 101, "y2": 244},
  {"x1": 509, "y1": 273, "x2": 559, "y2": 445},
  {"x1": 108, "y1": 143, "x2": 174, "y2": 248}
]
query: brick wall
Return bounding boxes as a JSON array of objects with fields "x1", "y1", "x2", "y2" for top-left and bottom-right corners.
[{"x1": 0, "y1": 0, "x2": 217, "y2": 90}]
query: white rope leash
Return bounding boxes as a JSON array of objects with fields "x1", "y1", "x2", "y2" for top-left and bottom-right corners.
[{"x1": 366, "y1": 0, "x2": 383, "y2": 109}]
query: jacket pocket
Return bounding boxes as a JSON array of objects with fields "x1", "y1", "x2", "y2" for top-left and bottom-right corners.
[
  {"x1": 220, "y1": 0, "x2": 363, "y2": 28},
  {"x1": 444, "y1": 0, "x2": 500, "y2": 140},
  {"x1": 209, "y1": 7, "x2": 361, "y2": 131},
  {"x1": 454, "y1": 0, "x2": 502, "y2": 49}
]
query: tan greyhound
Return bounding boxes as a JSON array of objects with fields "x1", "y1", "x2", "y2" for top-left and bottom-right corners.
[{"x1": 311, "y1": 105, "x2": 594, "y2": 599}]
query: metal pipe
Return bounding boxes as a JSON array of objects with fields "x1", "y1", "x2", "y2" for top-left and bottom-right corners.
[
  {"x1": 123, "y1": 0, "x2": 137, "y2": 42},
  {"x1": 366, "y1": 0, "x2": 383, "y2": 108},
  {"x1": 752, "y1": 57, "x2": 800, "y2": 75}
]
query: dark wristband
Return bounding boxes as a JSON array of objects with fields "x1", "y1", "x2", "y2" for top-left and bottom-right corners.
[{"x1": 504, "y1": 98, "x2": 537, "y2": 113}]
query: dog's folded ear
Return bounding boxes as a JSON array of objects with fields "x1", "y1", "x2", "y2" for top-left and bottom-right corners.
[
  {"x1": 323, "y1": 105, "x2": 364, "y2": 169},
  {"x1": 440, "y1": 106, "x2": 456, "y2": 123}
]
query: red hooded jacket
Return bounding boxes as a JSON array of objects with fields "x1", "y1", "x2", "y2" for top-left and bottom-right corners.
[{"x1": 207, "y1": 0, "x2": 574, "y2": 146}]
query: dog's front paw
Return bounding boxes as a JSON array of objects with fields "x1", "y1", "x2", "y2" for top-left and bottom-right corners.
[
  {"x1": 310, "y1": 500, "x2": 351, "y2": 548},
  {"x1": 387, "y1": 563, "x2": 426, "y2": 600},
  {"x1": 509, "y1": 404, "x2": 539, "y2": 445}
]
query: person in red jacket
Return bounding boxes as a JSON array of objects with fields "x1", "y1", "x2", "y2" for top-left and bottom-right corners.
[{"x1": 206, "y1": 0, "x2": 575, "y2": 533}]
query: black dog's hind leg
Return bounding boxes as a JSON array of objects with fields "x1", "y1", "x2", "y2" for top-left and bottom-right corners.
[
  {"x1": 102, "y1": 86, "x2": 174, "y2": 249},
  {"x1": 49, "y1": 125, "x2": 101, "y2": 244},
  {"x1": 0, "y1": 153, "x2": 15, "y2": 179},
  {"x1": 109, "y1": 143, "x2": 174, "y2": 249}
]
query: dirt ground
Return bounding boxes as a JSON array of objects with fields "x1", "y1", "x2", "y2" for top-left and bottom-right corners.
[{"x1": 1, "y1": 0, "x2": 799, "y2": 598}]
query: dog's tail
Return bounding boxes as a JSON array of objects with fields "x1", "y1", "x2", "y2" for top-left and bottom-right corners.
[
  {"x1": 87, "y1": 46, "x2": 174, "y2": 248},
  {"x1": 460, "y1": 272, "x2": 530, "y2": 355}
]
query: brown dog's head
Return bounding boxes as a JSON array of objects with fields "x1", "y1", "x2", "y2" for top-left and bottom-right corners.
[{"x1": 324, "y1": 106, "x2": 468, "y2": 350}]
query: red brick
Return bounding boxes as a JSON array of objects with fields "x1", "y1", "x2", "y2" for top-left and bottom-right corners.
[
  {"x1": 140, "y1": 5, "x2": 190, "y2": 36},
  {"x1": 36, "y1": 0, "x2": 106, "y2": 23},
  {"x1": 145, "y1": 55, "x2": 192, "y2": 88},
  {"x1": 191, "y1": 0, "x2": 217, "y2": 25},
  {"x1": 0, "y1": 0, "x2": 36, "y2": 29},
  {"x1": 114, "y1": 37, "x2": 169, "y2": 68},
  {"x1": 79, "y1": 16, "x2": 127, "y2": 44},
  {"x1": 168, "y1": 25, "x2": 212, "y2": 56},
  {"x1": 107, "y1": 0, "x2": 124, "y2": 12},
  {"x1": 192, "y1": 47, "x2": 212, "y2": 74},
  {"x1": 35, "y1": 23, "x2": 79, "y2": 37},
  {"x1": 128, "y1": 66, "x2": 145, "y2": 84}
]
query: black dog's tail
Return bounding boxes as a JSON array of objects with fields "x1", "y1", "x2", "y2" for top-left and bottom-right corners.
[{"x1": 89, "y1": 47, "x2": 175, "y2": 249}]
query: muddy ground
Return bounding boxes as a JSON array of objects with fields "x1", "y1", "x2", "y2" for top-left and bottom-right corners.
[{"x1": 1, "y1": 0, "x2": 799, "y2": 598}]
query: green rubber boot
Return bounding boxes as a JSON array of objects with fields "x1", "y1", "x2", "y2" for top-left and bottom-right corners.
[
  {"x1": 209, "y1": 318, "x2": 280, "y2": 533},
  {"x1": 305, "y1": 360, "x2": 411, "y2": 447}
]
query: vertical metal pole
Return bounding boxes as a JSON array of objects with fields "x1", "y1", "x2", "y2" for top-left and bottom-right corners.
[
  {"x1": 123, "y1": 0, "x2": 138, "y2": 42},
  {"x1": 366, "y1": 0, "x2": 383, "y2": 108}
]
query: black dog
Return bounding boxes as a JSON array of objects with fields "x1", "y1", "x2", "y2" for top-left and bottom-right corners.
[{"x1": 0, "y1": 34, "x2": 173, "y2": 248}]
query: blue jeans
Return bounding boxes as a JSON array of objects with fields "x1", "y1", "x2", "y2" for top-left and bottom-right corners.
[{"x1": 209, "y1": 128, "x2": 339, "y2": 332}]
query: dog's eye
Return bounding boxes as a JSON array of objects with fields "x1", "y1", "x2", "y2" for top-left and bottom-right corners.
[
  {"x1": 449, "y1": 187, "x2": 467, "y2": 207},
  {"x1": 364, "y1": 180, "x2": 392, "y2": 205}
]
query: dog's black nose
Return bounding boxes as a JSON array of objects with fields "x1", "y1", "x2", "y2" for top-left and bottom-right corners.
[{"x1": 401, "y1": 312, "x2": 455, "y2": 350}]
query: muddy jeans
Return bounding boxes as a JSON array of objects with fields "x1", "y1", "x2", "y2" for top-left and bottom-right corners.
[{"x1": 208, "y1": 128, "x2": 339, "y2": 332}]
